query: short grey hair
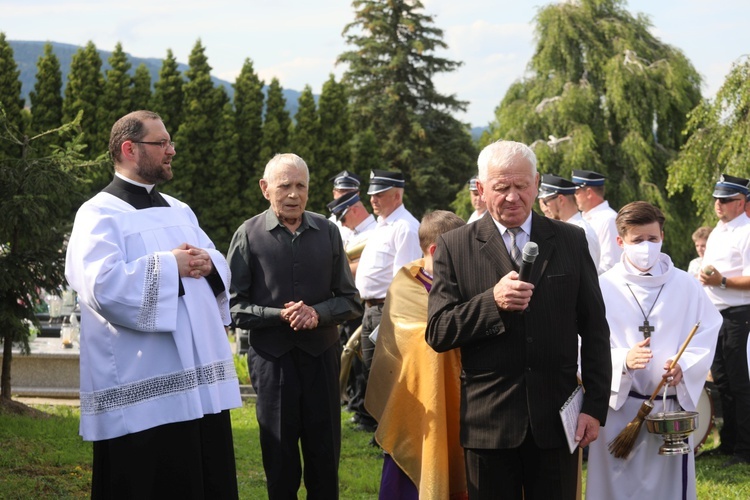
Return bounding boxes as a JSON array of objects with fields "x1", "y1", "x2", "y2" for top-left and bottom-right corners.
[
  {"x1": 263, "y1": 153, "x2": 310, "y2": 184},
  {"x1": 477, "y1": 140, "x2": 537, "y2": 182}
]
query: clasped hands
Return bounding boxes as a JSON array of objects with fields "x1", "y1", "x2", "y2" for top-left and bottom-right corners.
[
  {"x1": 172, "y1": 243, "x2": 213, "y2": 279},
  {"x1": 493, "y1": 270, "x2": 533, "y2": 312},
  {"x1": 281, "y1": 301, "x2": 319, "y2": 331},
  {"x1": 625, "y1": 337, "x2": 683, "y2": 386}
]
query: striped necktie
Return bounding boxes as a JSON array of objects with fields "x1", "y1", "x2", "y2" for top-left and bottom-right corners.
[{"x1": 508, "y1": 227, "x2": 523, "y2": 270}]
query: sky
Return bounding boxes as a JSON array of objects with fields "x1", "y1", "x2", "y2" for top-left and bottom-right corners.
[{"x1": 3, "y1": 0, "x2": 749, "y2": 127}]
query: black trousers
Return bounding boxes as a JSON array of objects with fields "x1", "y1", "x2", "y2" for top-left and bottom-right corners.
[
  {"x1": 339, "y1": 317, "x2": 365, "y2": 410},
  {"x1": 712, "y1": 306, "x2": 750, "y2": 458},
  {"x1": 251, "y1": 344, "x2": 341, "y2": 500},
  {"x1": 92, "y1": 410, "x2": 238, "y2": 499},
  {"x1": 354, "y1": 303, "x2": 383, "y2": 427},
  {"x1": 464, "y1": 426, "x2": 577, "y2": 500}
]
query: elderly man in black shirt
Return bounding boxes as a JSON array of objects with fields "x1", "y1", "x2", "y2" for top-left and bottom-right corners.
[{"x1": 227, "y1": 153, "x2": 363, "y2": 499}]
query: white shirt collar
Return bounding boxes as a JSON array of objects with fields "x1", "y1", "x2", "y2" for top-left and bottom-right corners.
[
  {"x1": 115, "y1": 171, "x2": 155, "y2": 193},
  {"x1": 378, "y1": 203, "x2": 407, "y2": 225},
  {"x1": 491, "y1": 212, "x2": 533, "y2": 236}
]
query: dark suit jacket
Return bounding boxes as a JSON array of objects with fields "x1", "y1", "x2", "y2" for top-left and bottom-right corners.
[{"x1": 426, "y1": 212, "x2": 611, "y2": 450}]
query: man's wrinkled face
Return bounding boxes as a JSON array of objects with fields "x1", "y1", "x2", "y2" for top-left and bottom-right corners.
[
  {"x1": 478, "y1": 156, "x2": 538, "y2": 228},
  {"x1": 262, "y1": 164, "x2": 308, "y2": 223}
]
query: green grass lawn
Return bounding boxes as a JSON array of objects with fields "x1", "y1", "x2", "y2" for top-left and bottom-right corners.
[{"x1": 0, "y1": 399, "x2": 748, "y2": 499}]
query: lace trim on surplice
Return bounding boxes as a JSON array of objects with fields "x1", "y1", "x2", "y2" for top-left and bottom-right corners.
[{"x1": 80, "y1": 359, "x2": 237, "y2": 415}]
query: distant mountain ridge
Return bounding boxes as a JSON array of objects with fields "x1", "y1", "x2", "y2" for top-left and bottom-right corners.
[
  {"x1": 9, "y1": 40, "x2": 304, "y2": 117},
  {"x1": 10, "y1": 40, "x2": 488, "y2": 138}
]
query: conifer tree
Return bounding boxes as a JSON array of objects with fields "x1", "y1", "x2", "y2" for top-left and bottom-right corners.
[
  {"x1": 316, "y1": 74, "x2": 352, "y2": 205},
  {"x1": 202, "y1": 98, "x2": 243, "y2": 253},
  {"x1": 29, "y1": 42, "x2": 63, "y2": 153},
  {"x1": 151, "y1": 49, "x2": 184, "y2": 132},
  {"x1": 233, "y1": 58, "x2": 265, "y2": 214},
  {"x1": 0, "y1": 111, "x2": 86, "y2": 402},
  {"x1": 100, "y1": 43, "x2": 133, "y2": 135},
  {"x1": 131, "y1": 63, "x2": 152, "y2": 111},
  {"x1": 0, "y1": 32, "x2": 25, "y2": 160},
  {"x1": 258, "y1": 78, "x2": 291, "y2": 167},
  {"x1": 168, "y1": 40, "x2": 225, "y2": 210},
  {"x1": 338, "y1": 0, "x2": 475, "y2": 216},
  {"x1": 668, "y1": 56, "x2": 750, "y2": 227},
  {"x1": 289, "y1": 86, "x2": 322, "y2": 211},
  {"x1": 350, "y1": 128, "x2": 386, "y2": 178},
  {"x1": 63, "y1": 41, "x2": 104, "y2": 160},
  {"x1": 484, "y1": 0, "x2": 701, "y2": 264}
]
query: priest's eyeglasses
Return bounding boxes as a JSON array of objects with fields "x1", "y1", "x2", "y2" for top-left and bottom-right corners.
[{"x1": 133, "y1": 139, "x2": 176, "y2": 150}]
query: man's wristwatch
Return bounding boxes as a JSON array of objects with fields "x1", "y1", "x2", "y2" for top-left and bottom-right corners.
[{"x1": 720, "y1": 277, "x2": 727, "y2": 289}]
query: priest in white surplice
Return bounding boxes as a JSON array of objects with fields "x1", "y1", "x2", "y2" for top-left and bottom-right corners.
[
  {"x1": 586, "y1": 202, "x2": 720, "y2": 500},
  {"x1": 65, "y1": 111, "x2": 241, "y2": 499}
]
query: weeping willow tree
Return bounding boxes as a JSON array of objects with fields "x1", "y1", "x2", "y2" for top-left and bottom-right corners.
[
  {"x1": 484, "y1": 0, "x2": 702, "y2": 265},
  {"x1": 668, "y1": 56, "x2": 750, "y2": 226}
]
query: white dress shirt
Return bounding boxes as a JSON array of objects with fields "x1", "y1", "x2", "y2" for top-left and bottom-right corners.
[
  {"x1": 702, "y1": 213, "x2": 750, "y2": 310},
  {"x1": 566, "y1": 212, "x2": 602, "y2": 274},
  {"x1": 582, "y1": 201, "x2": 622, "y2": 273},
  {"x1": 355, "y1": 204, "x2": 421, "y2": 300}
]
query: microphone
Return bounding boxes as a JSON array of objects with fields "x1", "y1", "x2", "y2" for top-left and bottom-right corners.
[{"x1": 518, "y1": 242, "x2": 539, "y2": 282}]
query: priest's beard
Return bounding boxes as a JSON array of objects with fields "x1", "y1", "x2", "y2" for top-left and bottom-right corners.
[{"x1": 136, "y1": 156, "x2": 173, "y2": 184}]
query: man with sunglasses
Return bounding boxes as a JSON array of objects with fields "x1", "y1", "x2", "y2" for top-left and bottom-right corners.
[
  {"x1": 328, "y1": 170, "x2": 362, "y2": 245},
  {"x1": 65, "y1": 110, "x2": 242, "y2": 498},
  {"x1": 699, "y1": 174, "x2": 750, "y2": 466},
  {"x1": 327, "y1": 191, "x2": 377, "y2": 277},
  {"x1": 327, "y1": 190, "x2": 376, "y2": 417},
  {"x1": 538, "y1": 174, "x2": 601, "y2": 273}
]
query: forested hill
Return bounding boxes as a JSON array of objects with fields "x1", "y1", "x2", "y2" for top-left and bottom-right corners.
[
  {"x1": 9, "y1": 40, "x2": 304, "y2": 117},
  {"x1": 10, "y1": 40, "x2": 488, "y2": 137}
]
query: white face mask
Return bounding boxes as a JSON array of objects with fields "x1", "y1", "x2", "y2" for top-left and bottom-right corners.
[{"x1": 623, "y1": 240, "x2": 662, "y2": 271}]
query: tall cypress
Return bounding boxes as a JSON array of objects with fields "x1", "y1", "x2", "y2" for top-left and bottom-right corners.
[
  {"x1": 317, "y1": 74, "x2": 353, "y2": 200},
  {"x1": 204, "y1": 97, "x2": 243, "y2": 253},
  {"x1": 233, "y1": 57, "x2": 264, "y2": 209},
  {"x1": 151, "y1": 49, "x2": 184, "y2": 131},
  {"x1": 63, "y1": 41, "x2": 104, "y2": 160},
  {"x1": 289, "y1": 85, "x2": 321, "y2": 210},
  {"x1": 0, "y1": 32, "x2": 25, "y2": 160},
  {"x1": 29, "y1": 42, "x2": 63, "y2": 153},
  {"x1": 168, "y1": 40, "x2": 224, "y2": 210},
  {"x1": 131, "y1": 63, "x2": 152, "y2": 111},
  {"x1": 258, "y1": 78, "x2": 290, "y2": 168},
  {"x1": 100, "y1": 43, "x2": 133, "y2": 135}
]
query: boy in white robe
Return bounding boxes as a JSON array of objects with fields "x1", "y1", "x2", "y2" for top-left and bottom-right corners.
[
  {"x1": 586, "y1": 201, "x2": 721, "y2": 500},
  {"x1": 65, "y1": 110, "x2": 242, "y2": 498}
]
